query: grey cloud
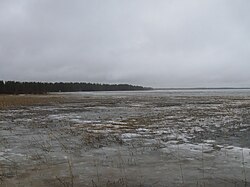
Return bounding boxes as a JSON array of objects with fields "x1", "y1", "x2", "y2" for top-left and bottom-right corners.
[{"x1": 0, "y1": 0, "x2": 250, "y2": 87}]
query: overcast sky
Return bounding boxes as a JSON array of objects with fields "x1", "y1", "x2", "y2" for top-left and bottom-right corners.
[{"x1": 0, "y1": 0, "x2": 250, "y2": 87}]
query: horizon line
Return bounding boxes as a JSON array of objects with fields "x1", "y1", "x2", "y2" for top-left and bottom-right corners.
[{"x1": 154, "y1": 87, "x2": 250, "y2": 90}]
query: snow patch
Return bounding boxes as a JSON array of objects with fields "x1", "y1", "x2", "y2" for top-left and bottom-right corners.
[
  {"x1": 190, "y1": 126, "x2": 204, "y2": 133},
  {"x1": 121, "y1": 133, "x2": 141, "y2": 139}
]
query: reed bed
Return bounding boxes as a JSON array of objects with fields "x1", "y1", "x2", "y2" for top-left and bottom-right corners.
[{"x1": 0, "y1": 95, "x2": 63, "y2": 109}]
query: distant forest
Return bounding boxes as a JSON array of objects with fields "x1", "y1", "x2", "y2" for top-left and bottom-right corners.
[{"x1": 0, "y1": 81, "x2": 151, "y2": 94}]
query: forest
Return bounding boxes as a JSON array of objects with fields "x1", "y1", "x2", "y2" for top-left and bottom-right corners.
[{"x1": 0, "y1": 81, "x2": 151, "y2": 94}]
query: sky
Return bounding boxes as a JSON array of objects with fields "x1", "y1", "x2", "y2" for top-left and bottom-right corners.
[{"x1": 0, "y1": 0, "x2": 250, "y2": 88}]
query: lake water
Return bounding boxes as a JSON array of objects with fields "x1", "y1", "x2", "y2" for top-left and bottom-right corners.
[{"x1": 0, "y1": 90, "x2": 250, "y2": 186}]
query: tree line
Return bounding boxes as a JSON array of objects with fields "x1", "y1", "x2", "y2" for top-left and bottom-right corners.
[{"x1": 0, "y1": 81, "x2": 151, "y2": 94}]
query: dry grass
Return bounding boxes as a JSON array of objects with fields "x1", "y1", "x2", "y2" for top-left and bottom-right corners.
[{"x1": 0, "y1": 95, "x2": 63, "y2": 109}]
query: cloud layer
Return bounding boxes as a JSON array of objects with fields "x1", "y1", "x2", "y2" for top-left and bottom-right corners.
[{"x1": 1, "y1": 0, "x2": 250, "y2": 87}]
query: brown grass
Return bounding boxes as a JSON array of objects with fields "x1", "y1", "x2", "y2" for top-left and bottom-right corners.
[{"x1": 0, "y1": 95, "x2": 63, "y2": 109}]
